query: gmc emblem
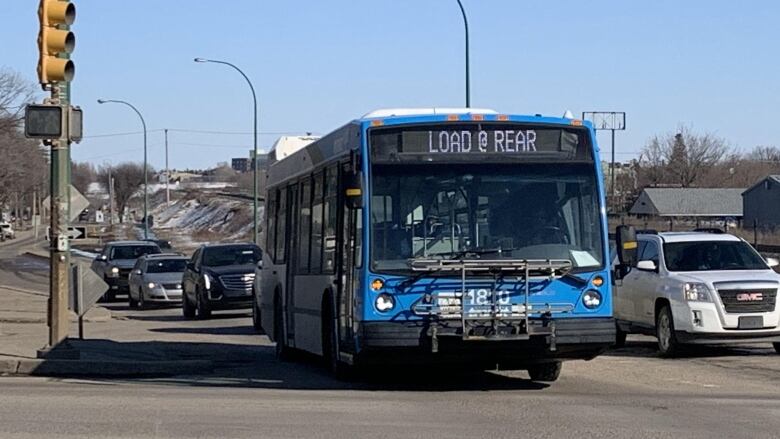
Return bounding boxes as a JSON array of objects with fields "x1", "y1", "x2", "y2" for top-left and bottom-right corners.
[{"x1": 736, "y1": 293, "x2": 763, "y2": 302}]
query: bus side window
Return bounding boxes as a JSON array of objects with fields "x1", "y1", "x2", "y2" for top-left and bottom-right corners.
[
  {"x1": 355, "y1": 208, "x2": 363, "y2": 268},
  {"x1": 311, "y1": 172, "x2": 324, "y2": 274},
  {"x1": 298, "y1": 177, "x2": 312, "y2": 274},
  {"x1": 266, "y1": 190, "x2": 277, "y2": 262},
  {"x1": 276, "y1": 186, "x2": 287, "y2": 263},
  {"x1": 323, "y1": 166, "x2": 338, "y2": 274}
]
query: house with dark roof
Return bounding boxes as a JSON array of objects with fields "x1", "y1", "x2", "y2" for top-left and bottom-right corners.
[
  {"x1": 629, "y1": 188, "x2": 744, "y2": 218},
  {"x1": 742, "y1": 175, "x2": 780, "y2": 227}
]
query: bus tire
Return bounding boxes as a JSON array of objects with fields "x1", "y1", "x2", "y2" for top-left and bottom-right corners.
[
  {"x1": 527, "y1": 361, "x2": 562, "y2": 382},
  {"x1": 274, "y1": 294, "x2": 292, "y2": 361},
  {"x1": 322, "y1": 295, "x2": 352, "y2": 380},
  {"x1": 252, "y1": 289, "x2": 263, "y2": 333}
]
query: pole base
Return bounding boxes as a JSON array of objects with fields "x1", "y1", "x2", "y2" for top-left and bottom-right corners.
[{"x1": 37, "y1": 339, "x2": 80, "y2": 360}]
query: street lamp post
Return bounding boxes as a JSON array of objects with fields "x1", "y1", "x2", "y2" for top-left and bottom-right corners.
[
  {"x1": 194, "y1": 58, "x2": 259, "y2": 244},
  {"x1": 456, "y1": 0, "x2": 470, "y2": 107},
  {"x1": 97, "y1": 99, "x2": 149, "y2": 239}
]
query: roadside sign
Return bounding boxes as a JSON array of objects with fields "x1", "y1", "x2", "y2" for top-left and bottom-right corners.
[
  {"x1": 67, "y1": 226, "x2": 86, "y2": 240},
  {"x1": 42, "y1": 184, "x2": 90, "y2": 222},
  {"x1": 69, "y1": 262, "x2": 108, "y2": 317}
]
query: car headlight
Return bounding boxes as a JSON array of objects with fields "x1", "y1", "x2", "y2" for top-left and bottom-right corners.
[
  {"x1": 684, "y1": 283, "x2": 712, "y2": 302},
  {"x1": 147, "y1": 282, "x2": 156, "y2": 289},
  {"x1": 375, "y1": 293, "x2": 395, "y2": 312},
  {"x1": 582, "y1": 290, "x2": 602, "y2": 309},
  {"x1": 203, "y1": 273, "x2": 212, "y2": 290},
  {"x1": 109, "y1": 266, "x2": 119, "y2": 277}
]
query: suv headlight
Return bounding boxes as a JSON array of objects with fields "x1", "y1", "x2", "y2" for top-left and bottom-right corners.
[
  {"x1": 108, "y1": 266, "x2": 119, "y2": 277},
  {"x1": 684, "y1": 283, "x2": 712, "y2": 302},
  {"x1": 203, "y1": 273, "x2": 212, "y2": 290}
]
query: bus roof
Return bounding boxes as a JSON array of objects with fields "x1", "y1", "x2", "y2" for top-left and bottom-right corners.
[{"x1": 356, "y1": 108, "x2": 591, "y2": 129}]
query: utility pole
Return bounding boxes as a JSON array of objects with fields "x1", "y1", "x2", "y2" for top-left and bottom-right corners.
[
  {"x1": 165, "y1": 128, "x2": 170, "y2": 205},
  {"x1": 108, "y1": 166, "x2": 114, "y2": 225},
  {"x1": 582, "y1": 111, "x2": 626, "y2": 214}
]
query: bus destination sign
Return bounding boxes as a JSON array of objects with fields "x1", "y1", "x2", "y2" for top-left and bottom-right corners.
[{"x1": 370, "y1": 124, "x2": 588, "y2": 162}]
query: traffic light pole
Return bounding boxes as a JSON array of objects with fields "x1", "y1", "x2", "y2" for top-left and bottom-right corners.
[{"x1": 44, "y1": 81, "x2": 72, "y2": 352}]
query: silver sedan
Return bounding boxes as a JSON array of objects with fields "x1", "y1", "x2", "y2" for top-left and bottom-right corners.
[{"x1": 128, "y1": 254, "x2": 187, "y2": 309}]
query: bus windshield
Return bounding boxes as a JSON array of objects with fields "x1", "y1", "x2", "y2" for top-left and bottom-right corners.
[{"x1": 370, "y1": 163, "x2": 604, "y2": 272}]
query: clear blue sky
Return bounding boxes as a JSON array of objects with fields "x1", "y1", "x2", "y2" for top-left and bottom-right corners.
[{"x1": 3, "y1": 0, "x2": 779, "y2": 170}]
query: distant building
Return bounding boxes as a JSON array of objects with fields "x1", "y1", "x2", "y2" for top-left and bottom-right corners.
[
  {"x1": 742, "y1": 175, "x2": 780, "y2": 227},
  {"x1": 232, "y1": 158, "x2": 251, "y2": 172},
  {"x1": 630, "y1": 188, "x2": 744, "y2": 219}
]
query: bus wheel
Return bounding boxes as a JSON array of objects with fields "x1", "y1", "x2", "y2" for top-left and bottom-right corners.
[
  {"x1": 527, "y1": 361, "x2": 562, "y2": 382},
  {"x1": 252, "y1": 290, "x2": 263, "y2": 333},
  {"x1": 322, "y1": 297, "x2": 352, "y2": 380},
  {"x1": 274, "y1": 296, "x2": 291, "y2": 361}
]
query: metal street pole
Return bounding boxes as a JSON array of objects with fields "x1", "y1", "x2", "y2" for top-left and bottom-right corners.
[
  {"x1": 456, "y1": 0, "x2": 470, "y2": 107},
  {"x1": 581, "y1": 112, "x2": 626, "y2": 214},
  {"x1": 97, "y1": 99, "x2": 149, "y2": 239},
  {"x1": 164, "y1": 128, "x2": 170, "y2": 206},
  {"x1": 194, "y1": 58, "x2": 259, "y2": 244}
]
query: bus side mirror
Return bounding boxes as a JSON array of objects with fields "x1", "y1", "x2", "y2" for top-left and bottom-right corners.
[
  {"x1": 615, "y1": 226, "x2": 638, "y2": 279},
  {"x1": 344, "y1": 172, "x2": 363, "y2": 209}
]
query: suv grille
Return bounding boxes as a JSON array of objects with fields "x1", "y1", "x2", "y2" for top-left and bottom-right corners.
[
  {"x1": 220, "y1": 274, "x2": 254, "y2": 290},
  {"x1": 118, "y1": 268, "x2": 132, "y2": 277},
  {"x1": 717, "y1": 289, "x2": 777, "y2": 313}
]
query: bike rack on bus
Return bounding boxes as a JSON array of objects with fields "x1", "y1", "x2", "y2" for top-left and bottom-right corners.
[{"x1": 409, "y1": 259, "x2": 575, "y2": 351}]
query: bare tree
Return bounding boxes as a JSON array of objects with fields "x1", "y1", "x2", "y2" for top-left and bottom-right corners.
[
  {"x1": 749, "y1": 145, "x2": 780, "y2": 163},
  {"x1": 98, "y1": 162, "x2": 154, "y2": 223},
  {"x1": 637, "y1": 125, "x2": 730, "y2": 188},
  {"x1": 71, "y1": 161, "x2": 97, "y2": 195},
  {"x1": 0, "y1": 68, "x2": 36, "y2": 135}
]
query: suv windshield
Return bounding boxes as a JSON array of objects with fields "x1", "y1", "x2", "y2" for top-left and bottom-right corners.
[
  {"x1": 202, "y1": 246, "x2": 261, "y2": 267},
  {"x1": 146, "y1": 259, "x2": 187, "y2": 273},
  {"x1": 370, "y1": 163, "x2": 604, "y2": 272},
  {"x1": 664, "y1": 241, "x2": 768, "y2": 271},
  {"x1": 110, "y1": 245, "x2": 161, "y2": 260}
]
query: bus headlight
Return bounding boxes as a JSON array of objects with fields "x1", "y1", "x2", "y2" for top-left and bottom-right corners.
[
  {"x1": 582, "y1": 290, "x2": 602, "y2": 309},
  {"x1": 375, "y1": 293, "x2": 395, "y2": 312}
]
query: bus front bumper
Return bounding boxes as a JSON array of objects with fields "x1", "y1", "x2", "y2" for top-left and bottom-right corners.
[{"x1": 356, "y1": 317, "x2": 615, "y2": 365}]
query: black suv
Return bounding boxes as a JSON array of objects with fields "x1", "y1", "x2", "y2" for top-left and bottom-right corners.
[{"x1": 182, "y1": 243, "x2": 261, "y2": 319}]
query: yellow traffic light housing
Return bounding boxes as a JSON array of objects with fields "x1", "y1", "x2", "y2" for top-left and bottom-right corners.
[{"x1": 37, "y1": 0, "x2": 76, "y2": 85}]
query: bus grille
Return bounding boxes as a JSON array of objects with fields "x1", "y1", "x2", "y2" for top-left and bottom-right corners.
[
  {"x1": 219, "y1": 274, "x2": 254, "y2": 290},
  {"x1": 717, "y1": 289, "x2": 777, "y2": 313}
]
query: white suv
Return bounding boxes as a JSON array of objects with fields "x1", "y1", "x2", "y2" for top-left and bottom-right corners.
[{"x1": 614, "y1": 231, "x2": 780, "y2": 356}]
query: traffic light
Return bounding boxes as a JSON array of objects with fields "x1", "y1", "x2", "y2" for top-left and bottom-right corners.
[{"x1": 37, "y1": 0, "x2": 76, "y2": 85}]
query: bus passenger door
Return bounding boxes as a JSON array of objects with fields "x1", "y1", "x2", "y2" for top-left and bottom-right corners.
[
  {"x1": 284, "y1": 184, "x2": 299, "y2": 345},
  {"x1": 337, "y1": 164, "x2": 358, "y2": 349}
]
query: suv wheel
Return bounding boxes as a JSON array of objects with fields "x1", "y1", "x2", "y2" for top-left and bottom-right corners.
[
  {"x1": 196, "y1": 289, "x2": 211, "y2": 320},
  {"x1": 138, "y1": 291, "x2": 147, "y2": 310},
  {"x1": 615, "y1": 324, "x2": 627, "y2": 348},
  {"x1": 527, "y1": 362, "x2": 562, "y2": 382},
  {"x1": 182, "y1": 291, "x2": 196, "y2": 319},
  {"x1": 773, "y1": 343, "x2": 780, "y2": 354},
  {"x1": 128, "y1": 291, "x2": 138, "y2": 309},
  {"x1": 656, "y1": 304, "x2": 682, "y2": 357}
]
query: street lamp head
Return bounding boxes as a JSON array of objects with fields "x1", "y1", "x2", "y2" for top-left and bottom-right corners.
[
  {"x1": 97, "y1": 99, "x2": 106, "y2": 104},
  {"x1": 194, "y1": 58, "x2": 208, "y2": 63}
]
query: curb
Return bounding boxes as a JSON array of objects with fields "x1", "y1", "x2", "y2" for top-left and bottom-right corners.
[{"x1": 0, "y1": 358, "x2": 214, "y2": 378}]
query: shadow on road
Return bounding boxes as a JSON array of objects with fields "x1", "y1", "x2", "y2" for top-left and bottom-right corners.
[
  {"x1": 605, "y1": 340, "x2": 777, "y2": 359},
  {"x1": 150, "y1": 326, "x2": 257, "y2": 336},
  {"x1": 65, "y1": 338, "x2": 549, "y2": 392}
]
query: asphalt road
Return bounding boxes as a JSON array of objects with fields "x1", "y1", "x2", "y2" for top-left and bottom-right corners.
[{"x1": 1, "y1": 240, "x2": 779, "y2": 438}]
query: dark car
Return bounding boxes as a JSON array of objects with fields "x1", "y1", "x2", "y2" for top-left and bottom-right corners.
[
  {"x1": 91, "y1": 241, "x2": 163, "y2": 301},
  {"x1": 182, "y1": 243, "x2": 262, "y2": 319}
]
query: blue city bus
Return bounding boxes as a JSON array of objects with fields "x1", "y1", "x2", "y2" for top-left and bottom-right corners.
[{"x1": 259, "y1": 108, "x2": 614, "y2": 381}]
